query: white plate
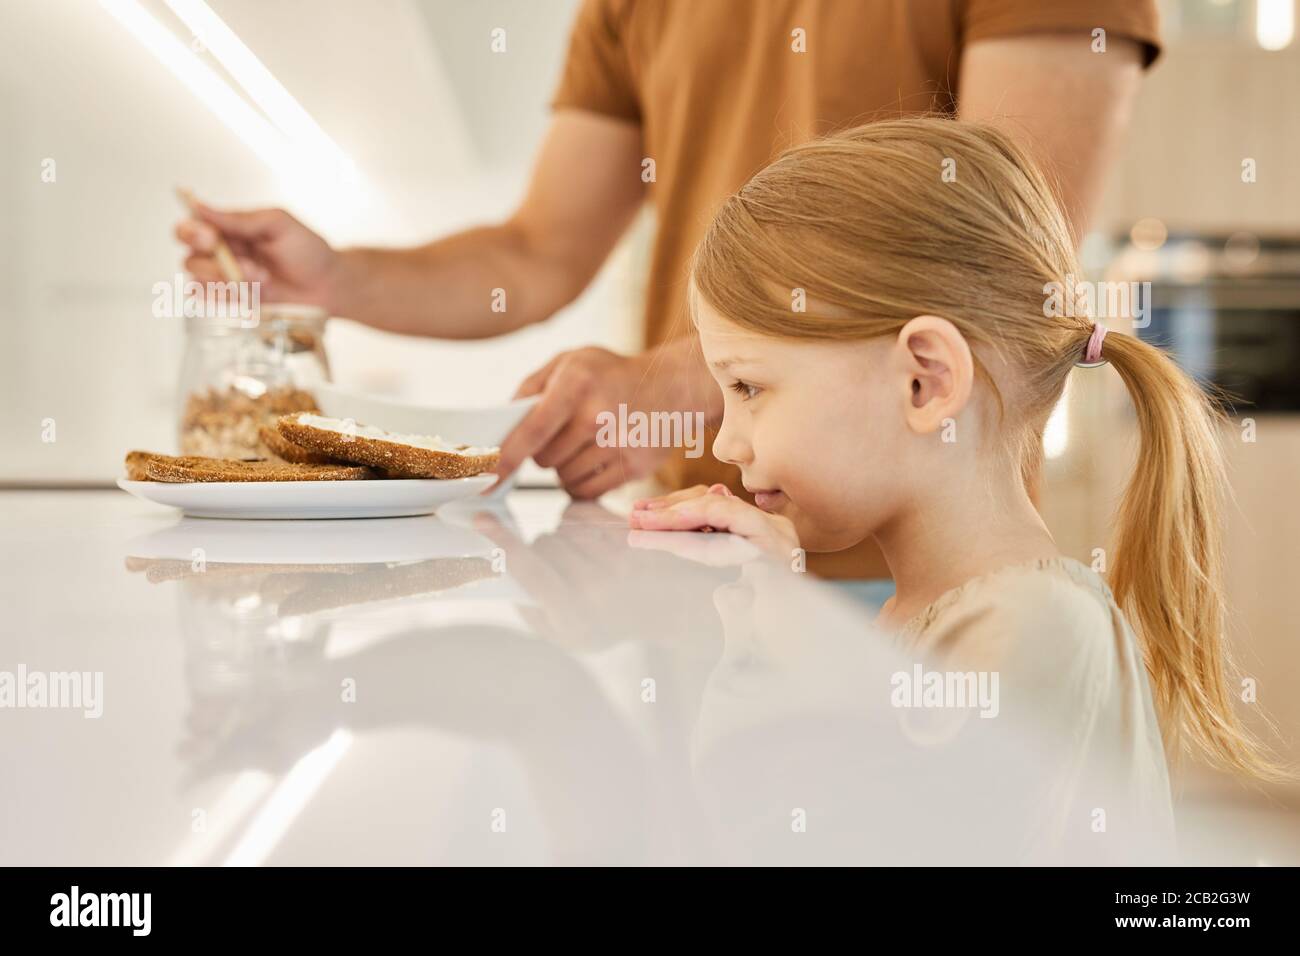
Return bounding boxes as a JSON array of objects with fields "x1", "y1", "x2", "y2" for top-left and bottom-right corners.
[{"x1": 116, "y1": 475, "x2": 495, "y2": 520}]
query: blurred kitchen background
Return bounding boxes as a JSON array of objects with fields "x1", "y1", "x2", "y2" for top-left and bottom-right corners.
[
  {"x1": 1, "y1": 0, "x2": 645, "y2": 486},
  {"x1": 1, "y1": 0, "x2": 1297, "y2": 859}
]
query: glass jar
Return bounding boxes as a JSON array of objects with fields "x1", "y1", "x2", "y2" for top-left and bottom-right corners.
[{"x1": 178, "y1": 304, "x2": 330, "y2": 459}]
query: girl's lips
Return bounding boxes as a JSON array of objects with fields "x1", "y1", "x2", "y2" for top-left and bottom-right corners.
[{"x1": 752, "y1": 490, "x2": 786, "y2": 511}]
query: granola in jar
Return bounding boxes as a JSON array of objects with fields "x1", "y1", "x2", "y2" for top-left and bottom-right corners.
[{"x1": 178, "y1": 304, "x2": 329, "y2": 459}]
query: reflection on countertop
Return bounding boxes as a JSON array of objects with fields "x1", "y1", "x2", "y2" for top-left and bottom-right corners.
[{"x1": 0, "y1": 489, "x2": 1283, "y2": 865}]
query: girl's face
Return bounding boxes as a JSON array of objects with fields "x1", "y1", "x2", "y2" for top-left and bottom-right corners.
[{"x1": 696, "y1": 298, "x2": 913, "y2": 552}]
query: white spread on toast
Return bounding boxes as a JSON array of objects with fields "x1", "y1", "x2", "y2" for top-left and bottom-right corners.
[{"x1": 294, "y1": 413, "x2": 497, "y2": 457}]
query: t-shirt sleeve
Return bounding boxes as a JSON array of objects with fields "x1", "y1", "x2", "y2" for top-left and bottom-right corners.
[
  {"x1": 960, "y1": 0, "x2": 1163, "y2": 69},
  {"x1": 549, "y1": 0, "x2": 641, "y2": 122}
]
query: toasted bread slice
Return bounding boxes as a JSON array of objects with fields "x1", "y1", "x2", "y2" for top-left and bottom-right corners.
[
  {"x1": 135, "y1": 451, "x2": 373, "y2": 483},
  {"x1": 124, "y1": 450, "x2": 154, "y2": 481},
  {"x1": 127, "y1": 450, "x2": 273, "y2": 480},
  {"x1": 277, "y1": 413, "x2": 500, "y2": 479},
  {"x1": 127, "y1": 450, "x2": 241, "y2": 481},
  {"x1": 258, "y1": 425, "x2": 346, "y2": 465}
]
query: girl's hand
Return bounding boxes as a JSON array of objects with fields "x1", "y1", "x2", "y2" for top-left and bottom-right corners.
[
  {"x1": 629, "y1": 484, "x2": 799, "y2": 558},
  {"x1": 631, "y1": 482, "x2": 727, "y2": 511}
]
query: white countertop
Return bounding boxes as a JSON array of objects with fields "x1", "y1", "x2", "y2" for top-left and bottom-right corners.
[{"x1": 0, "y1": 488, "x2": 1229, "y2": 865}]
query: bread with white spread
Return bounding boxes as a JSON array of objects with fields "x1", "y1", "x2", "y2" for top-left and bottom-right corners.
[{"x1": 276, "y1": 413, "x2": 500, "y2": 479}]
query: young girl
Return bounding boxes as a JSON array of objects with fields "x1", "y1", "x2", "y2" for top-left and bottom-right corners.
[{"x1": 629, "y1": 118, "x2": 1283, "y2": 784}]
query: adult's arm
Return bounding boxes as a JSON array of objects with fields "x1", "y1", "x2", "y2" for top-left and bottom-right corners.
[
  {"x1": 331, "y1": 110, "x2": 646, "y2": 337},
  {"x1": 179, "y1": 109, "x2": 646, "y2": 339},
  {"x1": 957, "y1": 34, "x2": 1146, "y2": 242}
]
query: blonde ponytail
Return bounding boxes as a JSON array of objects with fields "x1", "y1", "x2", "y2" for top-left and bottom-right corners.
[{"x1": 1099, "y1": 331, "x2": 1286, "y2": 780}]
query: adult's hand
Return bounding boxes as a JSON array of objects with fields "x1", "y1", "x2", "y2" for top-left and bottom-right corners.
[
  {"x1": 495, "y1": 341, "x2": 718, "y2": 499},
  {"x1": 175, "y1": 202, "x2": 339, "y2": 308}
]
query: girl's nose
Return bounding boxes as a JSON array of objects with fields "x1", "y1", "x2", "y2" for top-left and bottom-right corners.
[{"x1": 712, "y1": 417, "x2": 751, "y2": 466}]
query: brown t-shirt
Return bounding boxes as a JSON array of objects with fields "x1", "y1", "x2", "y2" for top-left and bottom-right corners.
[{"x1": 551, "y1": 0, "x2": 1160, "y2": 576}]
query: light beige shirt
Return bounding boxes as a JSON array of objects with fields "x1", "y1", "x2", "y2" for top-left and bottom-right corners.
[{"x1": 893, "y1": 556, "x2": 1177, "y2": 864}]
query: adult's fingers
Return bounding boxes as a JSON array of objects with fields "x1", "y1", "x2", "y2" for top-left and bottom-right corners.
[
  {"x1": 555, "y1": 443, "x2": 610, "y2": 494},
  {"x1": 566, "y1": 456, "x2": 626, "y2": 500},
  {"x1": 175, "y1": 218, "x2": 218, "y2": 253},
  {"x1": 494, "y1": 382, "x2": 579, "y2": 484},
  {"x1": 182, "y1": 254, "x2": 225, "y2": 284},
  {"x1": 236, "y1": 258, "x2": 270, "y2": 283},
  {"x1": 192, "y1": 202, "x2": 290, "y2": 241},
  {"x1": 512, "y1": 353, "x2": 564, "y2": 400},
  {"x1": 184, "y1": 252, "x2": 269, "y2": 286},
  {"x1": 534, "y1": 417, "x2": 596, "y2": 470}
]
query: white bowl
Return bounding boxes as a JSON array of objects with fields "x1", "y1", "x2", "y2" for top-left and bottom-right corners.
[{"x1": 313, "y1": 383, "x2": 537, "y2": 446}]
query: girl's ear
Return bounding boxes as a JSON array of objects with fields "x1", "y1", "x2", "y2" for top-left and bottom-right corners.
[{"x1": 890, "y1": 316, "x2": 974, "y2": 434}]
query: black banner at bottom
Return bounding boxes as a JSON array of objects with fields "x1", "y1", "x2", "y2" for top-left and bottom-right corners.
[{"x1": 0, "y1": 866, "x2": 1292, "y2": 940}]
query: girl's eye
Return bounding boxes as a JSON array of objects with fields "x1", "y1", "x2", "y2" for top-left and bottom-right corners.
[{"x1": 730, "y1": 380, "x2": 761, "y2": 401}]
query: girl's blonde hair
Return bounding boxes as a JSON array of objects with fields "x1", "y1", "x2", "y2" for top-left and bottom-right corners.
[{"x1": 691, "y1": 117, "x2": 1284, "y2": 781}]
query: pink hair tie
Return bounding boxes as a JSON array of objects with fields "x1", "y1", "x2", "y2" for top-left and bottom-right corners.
[{"x1": 1077, "y1": 322, "x2": 1109, "y2": 368}]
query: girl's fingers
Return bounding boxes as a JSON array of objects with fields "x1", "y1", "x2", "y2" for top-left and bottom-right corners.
[
  {"x1": 628, "y1": 494, "x2": 795, "y2": 554},
  {"x1": 632, "y1": 484, "x2": 709, "y2": 510},
  {"x1": 627, "y1": 504, "x2": 715, "y2": 531},
  {"x1": 631, "y1": 493, "x2": 742, "y2": 530},
  {"x1": 632, "y1": 483, "x2": 729, "y2": 511}
]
